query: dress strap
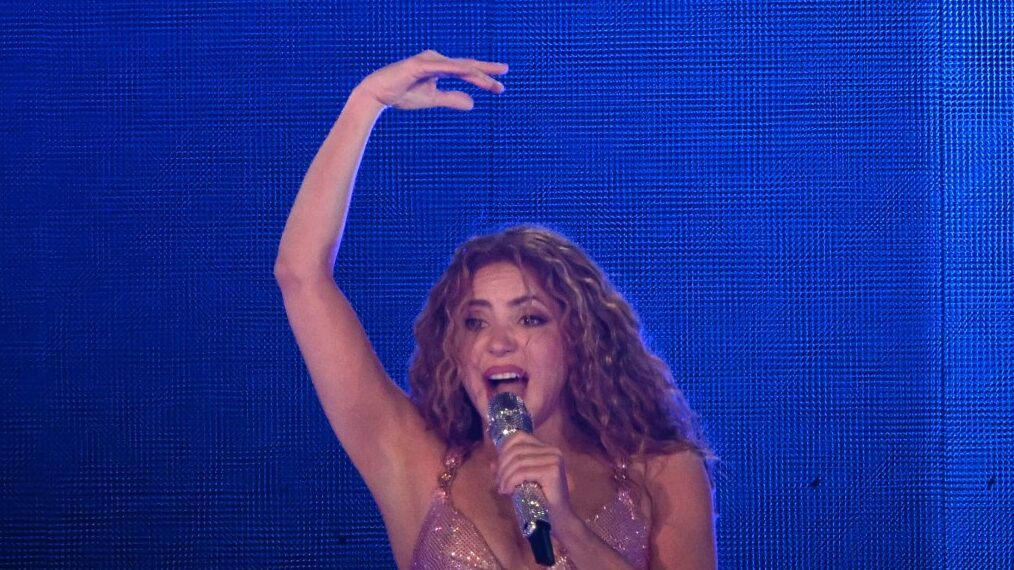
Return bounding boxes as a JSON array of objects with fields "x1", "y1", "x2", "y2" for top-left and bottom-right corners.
[
  {"x1": 612, "y1": 458, "x2": 630, "y2": 485},
  {"x1": 437, "y1": 447, "x2": 464, "y2": 493}
]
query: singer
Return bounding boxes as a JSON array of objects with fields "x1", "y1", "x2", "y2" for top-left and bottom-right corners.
[{"x1": 276, "y1": 51, "x2": 716, "y2": 569}]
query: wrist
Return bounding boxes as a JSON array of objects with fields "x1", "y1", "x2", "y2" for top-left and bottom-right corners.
[
  {"x1": 347, "y1": 83, "x2": 389, "y2": 115},
  {"x1": 550, "y1": 509, "x2": 589, "y2": 544}
]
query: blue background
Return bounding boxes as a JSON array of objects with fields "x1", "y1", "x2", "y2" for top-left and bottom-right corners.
[{"x1": 2, "y1": 1, "x2": 1011, "y2": 567}]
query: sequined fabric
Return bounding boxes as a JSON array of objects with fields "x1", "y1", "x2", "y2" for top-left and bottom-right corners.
[{"x1": 409, "y1": 449, "x2": 650, "y2": 570}]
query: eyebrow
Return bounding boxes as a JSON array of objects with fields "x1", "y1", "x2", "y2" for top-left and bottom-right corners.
[{"x1": 466, "y1": 294, "x2": 546, "y2": 309}]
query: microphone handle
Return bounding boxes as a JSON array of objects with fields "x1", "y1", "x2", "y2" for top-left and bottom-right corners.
[{"x1": 513, "y1": 480, "x2": 555, "y2": 566}]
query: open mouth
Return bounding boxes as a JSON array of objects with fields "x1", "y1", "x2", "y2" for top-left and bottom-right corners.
[{"x1": 486, "y1": 371, "x2": 528, "y2": 392}]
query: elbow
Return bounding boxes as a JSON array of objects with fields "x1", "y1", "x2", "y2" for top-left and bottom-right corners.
[
  {"x1": 273, "y1": 256, "x2": 301, "y2": 293},
  {"x1": 274, "y1": 253, "x2": 335, "y2": 294},
  {"x1": 274, "y1": 254, "x2": 315, "y2": 294}
]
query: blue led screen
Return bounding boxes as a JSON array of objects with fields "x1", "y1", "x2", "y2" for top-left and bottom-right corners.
[{"x1": 1, "y1": 1, "x2": 1011, "y2": 567}]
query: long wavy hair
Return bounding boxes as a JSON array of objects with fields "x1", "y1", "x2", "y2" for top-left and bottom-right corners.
[{"x1": 408, "y1": 226, "x2": 712, "y2": 467}]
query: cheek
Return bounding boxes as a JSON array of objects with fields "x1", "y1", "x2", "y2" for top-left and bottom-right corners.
[
  {"x1": 536, "y1": 332, "x2": 569, "y2": 378},
  {"x1": 452, "y1": 330, "x2": 475, "y2": 362},
  {"x1": 455, "y1": 340, "x2": 485, "y2": 390},
  {"x1": 548, "y1": 327, "x2": 568, "y2": 359},
  {"x1": 457, "y1": 339, "x2": 481, "y2": 371}
]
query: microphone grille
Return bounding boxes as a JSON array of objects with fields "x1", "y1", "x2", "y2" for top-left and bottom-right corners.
[{"x1": 487, "y1": 392, "x2": 533, "y2": 448}]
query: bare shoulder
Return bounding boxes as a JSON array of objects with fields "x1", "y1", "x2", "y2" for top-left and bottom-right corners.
[
  {"x1": 644, "y1": 448, "x2": 712, "y2": 496},
  {"x1": 642, "y1": 449, "x2": 717, "y2": 570}
]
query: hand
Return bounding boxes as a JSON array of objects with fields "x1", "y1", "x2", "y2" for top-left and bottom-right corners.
[
  {"x1": 356, "y1": 50, "x2": 508, "y2": 111},
  {"x1": 493, "y1": 433, "x2": 578, "y2": 525}
]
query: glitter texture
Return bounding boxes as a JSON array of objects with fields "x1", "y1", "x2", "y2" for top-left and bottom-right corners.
[{"x1": 410, "y1": 448, "x2": 649, "y2": 569}]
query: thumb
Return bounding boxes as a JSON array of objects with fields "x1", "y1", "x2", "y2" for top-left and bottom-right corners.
[{"x1": 433, "y1": 90, "x2": 474, "y2": 111}]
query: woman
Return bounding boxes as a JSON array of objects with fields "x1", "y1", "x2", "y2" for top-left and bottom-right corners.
[{"x1": 275, "y1": 51, "x2": 716, "y2": 569}]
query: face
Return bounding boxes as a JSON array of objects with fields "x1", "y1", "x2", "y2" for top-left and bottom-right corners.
[{"x1": 455, "y1": 262, "x2": 569, "y2": 438}]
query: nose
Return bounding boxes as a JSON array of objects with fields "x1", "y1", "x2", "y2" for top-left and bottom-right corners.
[{"x1": 486, "y1": 324, "x2": 517, "y2": 356}]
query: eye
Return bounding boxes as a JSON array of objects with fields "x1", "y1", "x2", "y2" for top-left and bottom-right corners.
[
  {"x1": 520, "y1": 314, "x2": 547, "y2": 327},
  {"x1": 463, "y1": 317, "x2": 486, "y2": 331}
]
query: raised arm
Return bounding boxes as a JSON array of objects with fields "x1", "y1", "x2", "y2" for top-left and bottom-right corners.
[{"x1": 273, "y1": 51, "x2": 506, "y2": 561}]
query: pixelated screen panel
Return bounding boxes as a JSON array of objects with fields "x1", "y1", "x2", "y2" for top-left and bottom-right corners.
[{"x1": 0, "y1": 1, "x2": 1010, "y2": 567}]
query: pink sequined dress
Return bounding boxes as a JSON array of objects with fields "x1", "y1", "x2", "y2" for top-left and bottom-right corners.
[{"x1": 410, "y1": 448, "x2": 650, "y2": 569}]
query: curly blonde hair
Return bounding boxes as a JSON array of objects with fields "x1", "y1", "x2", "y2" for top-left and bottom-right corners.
[{"x1": 408, "y1": 226, "x2": 711, "y2": 466}]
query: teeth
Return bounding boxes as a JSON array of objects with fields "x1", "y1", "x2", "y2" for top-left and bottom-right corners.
[{"x1": 489, "y1": 372, "x2": 522, "y2": 382}]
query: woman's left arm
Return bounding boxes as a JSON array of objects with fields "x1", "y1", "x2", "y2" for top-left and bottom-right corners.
[{"x1": 645, "y1": 450, "x2": 716, "y2": 570}]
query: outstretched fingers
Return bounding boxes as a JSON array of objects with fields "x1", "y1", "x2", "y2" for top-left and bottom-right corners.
[
  {"x1": 422, "y1": 64, "x2": 506, "y2": 94},
  {"x1": 361, "y1": 51, "x2": 508, "y2": 111},
  {"x1": 416, "y1": 51, "x2": 508, "y2": 75},
  {"x1": 412, "y1": 51, "x2": 508, "y2": 94}
]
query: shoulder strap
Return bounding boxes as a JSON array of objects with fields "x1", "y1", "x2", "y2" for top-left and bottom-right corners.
[
  {"x1": 612, "y1": 458, "x2": 629, "y2": 485},
  {"x1": 437, "y1": 447, "x2": 464, "y2": 493}
]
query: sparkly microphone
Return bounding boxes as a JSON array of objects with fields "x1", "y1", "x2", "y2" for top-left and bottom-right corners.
[{"x1": 487, "y1": 392, "x2": 555, "y2": 566}]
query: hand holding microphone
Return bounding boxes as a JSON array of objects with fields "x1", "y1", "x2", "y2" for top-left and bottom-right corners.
[{"x1": 488, "y1": 392, "x2": 557, "y2": 566}]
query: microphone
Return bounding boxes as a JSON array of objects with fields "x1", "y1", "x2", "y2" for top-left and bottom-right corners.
[{"x1": 487, "y1": 392, "x2": 556, "y2": 566}]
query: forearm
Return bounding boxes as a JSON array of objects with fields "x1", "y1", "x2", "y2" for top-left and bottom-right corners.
[
  {"x1": 276, "y1": 52, "x2": 505, "y2": 280},
  {"x1": 276, "y1": 87, "x2": 386, "y2": 279},
  {"x1": 553, "y1": 515, "x2": 637, "y2": 570}
]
